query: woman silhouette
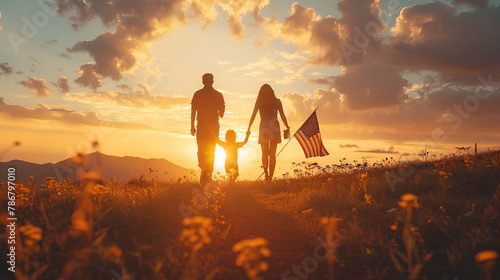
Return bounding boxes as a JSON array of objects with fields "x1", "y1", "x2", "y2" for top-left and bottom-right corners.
[{"x1": 247, "y1": 84, "x2": 289, "y2": 180}]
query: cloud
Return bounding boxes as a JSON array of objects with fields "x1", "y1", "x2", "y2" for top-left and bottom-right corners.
[
  {"x1": 282, "y1": 85, "x2": 500, "y2": 142},
  {"x1": 356, "y1": 146, "x2": 399, "y2": 154},
  {"x1": 340, "y1": 144, "x2": 359, "y2": 148},
  {"x1": 266, "y1": 0, "x2": 385, "y2": 66},
  {"x1": 452, "y1": 0, "x2": 488, "y2": 9},
  {"x1": 19, "y1": 77, "x2": 54, "y2": 97},
  {"x1": 266, "y1": 1, "x2": 404, "y2": 110},
  {"x1": 268, "y1": 1, "x2": 500, "y2": 112},
  {"x1": 74, "y1": 63, "x2": 102, "y2": 91},
  {"x1": 60, "y1": 0, "x2": 269, "y2": 80},
  {"x1": 52, "y1": 76, "x2": 71, "y2": 93},
  {"x1": 0, "y1": 97, "x2": 159, "y2": 131},
  {"x1": 332, "y1": 63, "x2": 409, "y2": 110},
  {"x1": 279, "y1": 2, "x2": 318, "y2": 44},
  {"x1": 65, "y1": 84, "x2": 190, "y2": 109},
  {"x1": 386, "y1": 3, "x2": 500, "y2": 85},
  {"x1": 0, "y1": 62, "x2": 14, "y2": 77}
]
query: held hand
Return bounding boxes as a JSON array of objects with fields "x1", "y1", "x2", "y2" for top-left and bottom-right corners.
[{"x1": 191, "y1": 127, "x2": 196, "y2": 136}]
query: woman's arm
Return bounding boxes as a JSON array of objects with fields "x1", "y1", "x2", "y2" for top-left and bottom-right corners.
[
  {"x1": 247, "y1": 101, "x2": 259, "y2": 133},
  {"x1": 278, "y1": 99, "x2": 290, "y2": 130},
  {"x1": 242, "y1": 130, "x2": 251, "y2": 145}
]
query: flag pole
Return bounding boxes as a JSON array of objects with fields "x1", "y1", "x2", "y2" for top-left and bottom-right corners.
[{"x1": 256, "y1": 107, "x2": 319, "y2": 180}]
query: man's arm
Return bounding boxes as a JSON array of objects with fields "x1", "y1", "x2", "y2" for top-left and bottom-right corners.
[{"x1": 191, "y1": 97, "x2": 196, "y2": 136}]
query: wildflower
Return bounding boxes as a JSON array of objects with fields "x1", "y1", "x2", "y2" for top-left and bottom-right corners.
[
  {"x1": 476, "y1": 250, "x2": 498, "y2": 263},
  {"x1": 106, "y1": 244, "x2": 123, "y2": 265},
  {"x1": 179, "y1": 216, "x2": 214, "y2": 251},
  {"x1": 93, "y1": 184, "x2": 107, "y2": 195},
  {"x1": 476, "y1": 250, "x2": 498, "y2": 280},
  {"x1": 398, "y1": 193, "x2": 420, "y2": 208},
  {"x1": 20, "y1": 222, "x2": 42, "y2": 246},
  {"x1": 232, "y1": 237, "x2": 271, "y2": 280}
]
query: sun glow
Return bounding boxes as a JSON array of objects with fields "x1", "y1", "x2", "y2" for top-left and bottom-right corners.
[{"x1": 214, "y1": 145, "x2": 226, "y2": 169}]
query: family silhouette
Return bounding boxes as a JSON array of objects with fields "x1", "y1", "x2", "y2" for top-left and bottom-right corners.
[{"x1": 191, "y1": 73, "x2": 289, "y2": 184}]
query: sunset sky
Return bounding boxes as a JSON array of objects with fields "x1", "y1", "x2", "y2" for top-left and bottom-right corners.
[{"x1": 1, "y1": 0, "x2": 500, "y2": 179}]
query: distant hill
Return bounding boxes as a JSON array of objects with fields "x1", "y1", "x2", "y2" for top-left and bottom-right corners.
[{"x1": 0, "y1": 152, "x2": 195, "y2": 184}]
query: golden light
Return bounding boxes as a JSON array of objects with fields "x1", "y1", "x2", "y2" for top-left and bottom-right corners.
[{"x1": 214, "y1": 145, "x2": 226, "y2": 169}]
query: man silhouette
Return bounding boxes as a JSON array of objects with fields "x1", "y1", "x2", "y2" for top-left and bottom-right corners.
[{"x1": 191, "y1": 73, "x2": 225, "y2": 185}]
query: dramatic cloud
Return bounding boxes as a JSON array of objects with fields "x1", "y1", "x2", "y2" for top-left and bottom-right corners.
[
  {"x1": 65, "y1": 84, "x2": 190, "y2": 109},
  {"x1": 282, "y1": 85, "x2": 500, "y2": 142},
  {"x1": 19, "y1": 77, "x2": 54, "y2": 97},
  {"x1": 60, "y1": 0, "x2": 269, "y2": 80},
  {"x1": 52, "y1": 76, "x2": 71, "y2": 93},
  {"x1": 0, "y1": 97, "x2": 159, "y2": 131},
  {"x1": 332, "y1": 63, "x2": 409, "y2": 110},
  {"x1": 278, "y1": 3, "x2": 318, "y2": 44},
  {"x1": 74, "y1": 63, "x2": 102, "y2": 91},
  {"x1": 266, "y1": 0, "x2": 385, "y2": 65},
  {"x1": 0, "y1": 62, "x2": 14, "y2": 77},
  {"x1": 269, "y1": 1, "x2": 500, "y2": 114},
  {"x1": 387, "y1": 3, "x2": 500, "y2": 85},
  {"x1": 267, "y1": 1, "x2": 404, "y2": 110}
]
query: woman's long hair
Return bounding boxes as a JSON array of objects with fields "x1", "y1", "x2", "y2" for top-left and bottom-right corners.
[{"x1": 256, "y1": 84, "x2": 278, "y2": 108}]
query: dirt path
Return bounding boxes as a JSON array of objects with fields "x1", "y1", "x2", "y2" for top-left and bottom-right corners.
[{"x1": 217, "y1": 183, "x2": 320, "y2": 279}]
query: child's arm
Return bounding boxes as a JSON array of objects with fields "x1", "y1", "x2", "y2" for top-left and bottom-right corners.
[
  {"x1": 238, "y1": 130, "x2": 251, "y2": 147},
  {"x1": 216, "y1": 138, "x2": 223, "y2": 146}
]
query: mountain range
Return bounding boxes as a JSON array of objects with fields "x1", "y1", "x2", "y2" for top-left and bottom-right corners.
[{"x1": 0, "y1": 152, "x2": 195, "y2": 184}]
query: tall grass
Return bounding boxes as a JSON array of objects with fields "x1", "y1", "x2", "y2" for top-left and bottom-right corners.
[{"x1": 0, "y1": 151, "x2": 499, "y2": 279}]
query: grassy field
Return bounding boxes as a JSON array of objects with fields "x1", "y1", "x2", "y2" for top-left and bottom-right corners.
[{"x1": 1, "y1": 151, "x2": 499, "y2": 280}]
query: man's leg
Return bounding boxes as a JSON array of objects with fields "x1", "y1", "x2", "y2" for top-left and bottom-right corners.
[
  {"x1": 204, "y1": 124, "x2": 219, "y2": 181},
  {"x1": 197, "y1": 127, "x2": 209, "y2": 184},
  {"x1": 205, "y1": 142, "x2": 216, "y2": 181}
]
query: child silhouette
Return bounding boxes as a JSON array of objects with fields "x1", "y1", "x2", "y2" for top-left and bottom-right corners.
[{"x1": 217, "y1": 130, "x2": 251, "y2": 182}]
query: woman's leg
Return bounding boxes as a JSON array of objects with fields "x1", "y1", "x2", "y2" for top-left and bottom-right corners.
[
  {"x1": 268, "y1": 141, "x2": 279, "y2": 178},
  {"x1": 260, "y1": 143, "x2": 269, "y2": 178}
]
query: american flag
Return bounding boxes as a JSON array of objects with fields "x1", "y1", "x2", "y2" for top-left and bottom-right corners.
[{"x1": 294, "y1": 111, "x2": 329, "y2": 158}]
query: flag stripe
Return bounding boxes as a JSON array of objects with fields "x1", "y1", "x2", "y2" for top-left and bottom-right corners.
[
  {"x1": 296, "y1": 131, "x2": 313, "y2": 158},
  {"x1": 310, "y1": 135, "x2": 319, "y2": 156},
  {"x1": 301, "y1": 132, "x2": 314, "y2": 157},
  {"x1": 312, "y1": 135, "x2": 320, "y2": 155},
  {"x1": 293, "y1": 111, "x2": 329, "y2": 158},
  {"x1": 298, "y1": 132, "x2": 314, "y2": 158}
]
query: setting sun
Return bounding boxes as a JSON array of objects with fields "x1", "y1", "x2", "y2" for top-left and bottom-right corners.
[
  {"x1": 1, "y1": 0, "x2": 500, "y2": 279},
  {"x1": 214, "y1": 145, "x2": 226, "y2": 170}
]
